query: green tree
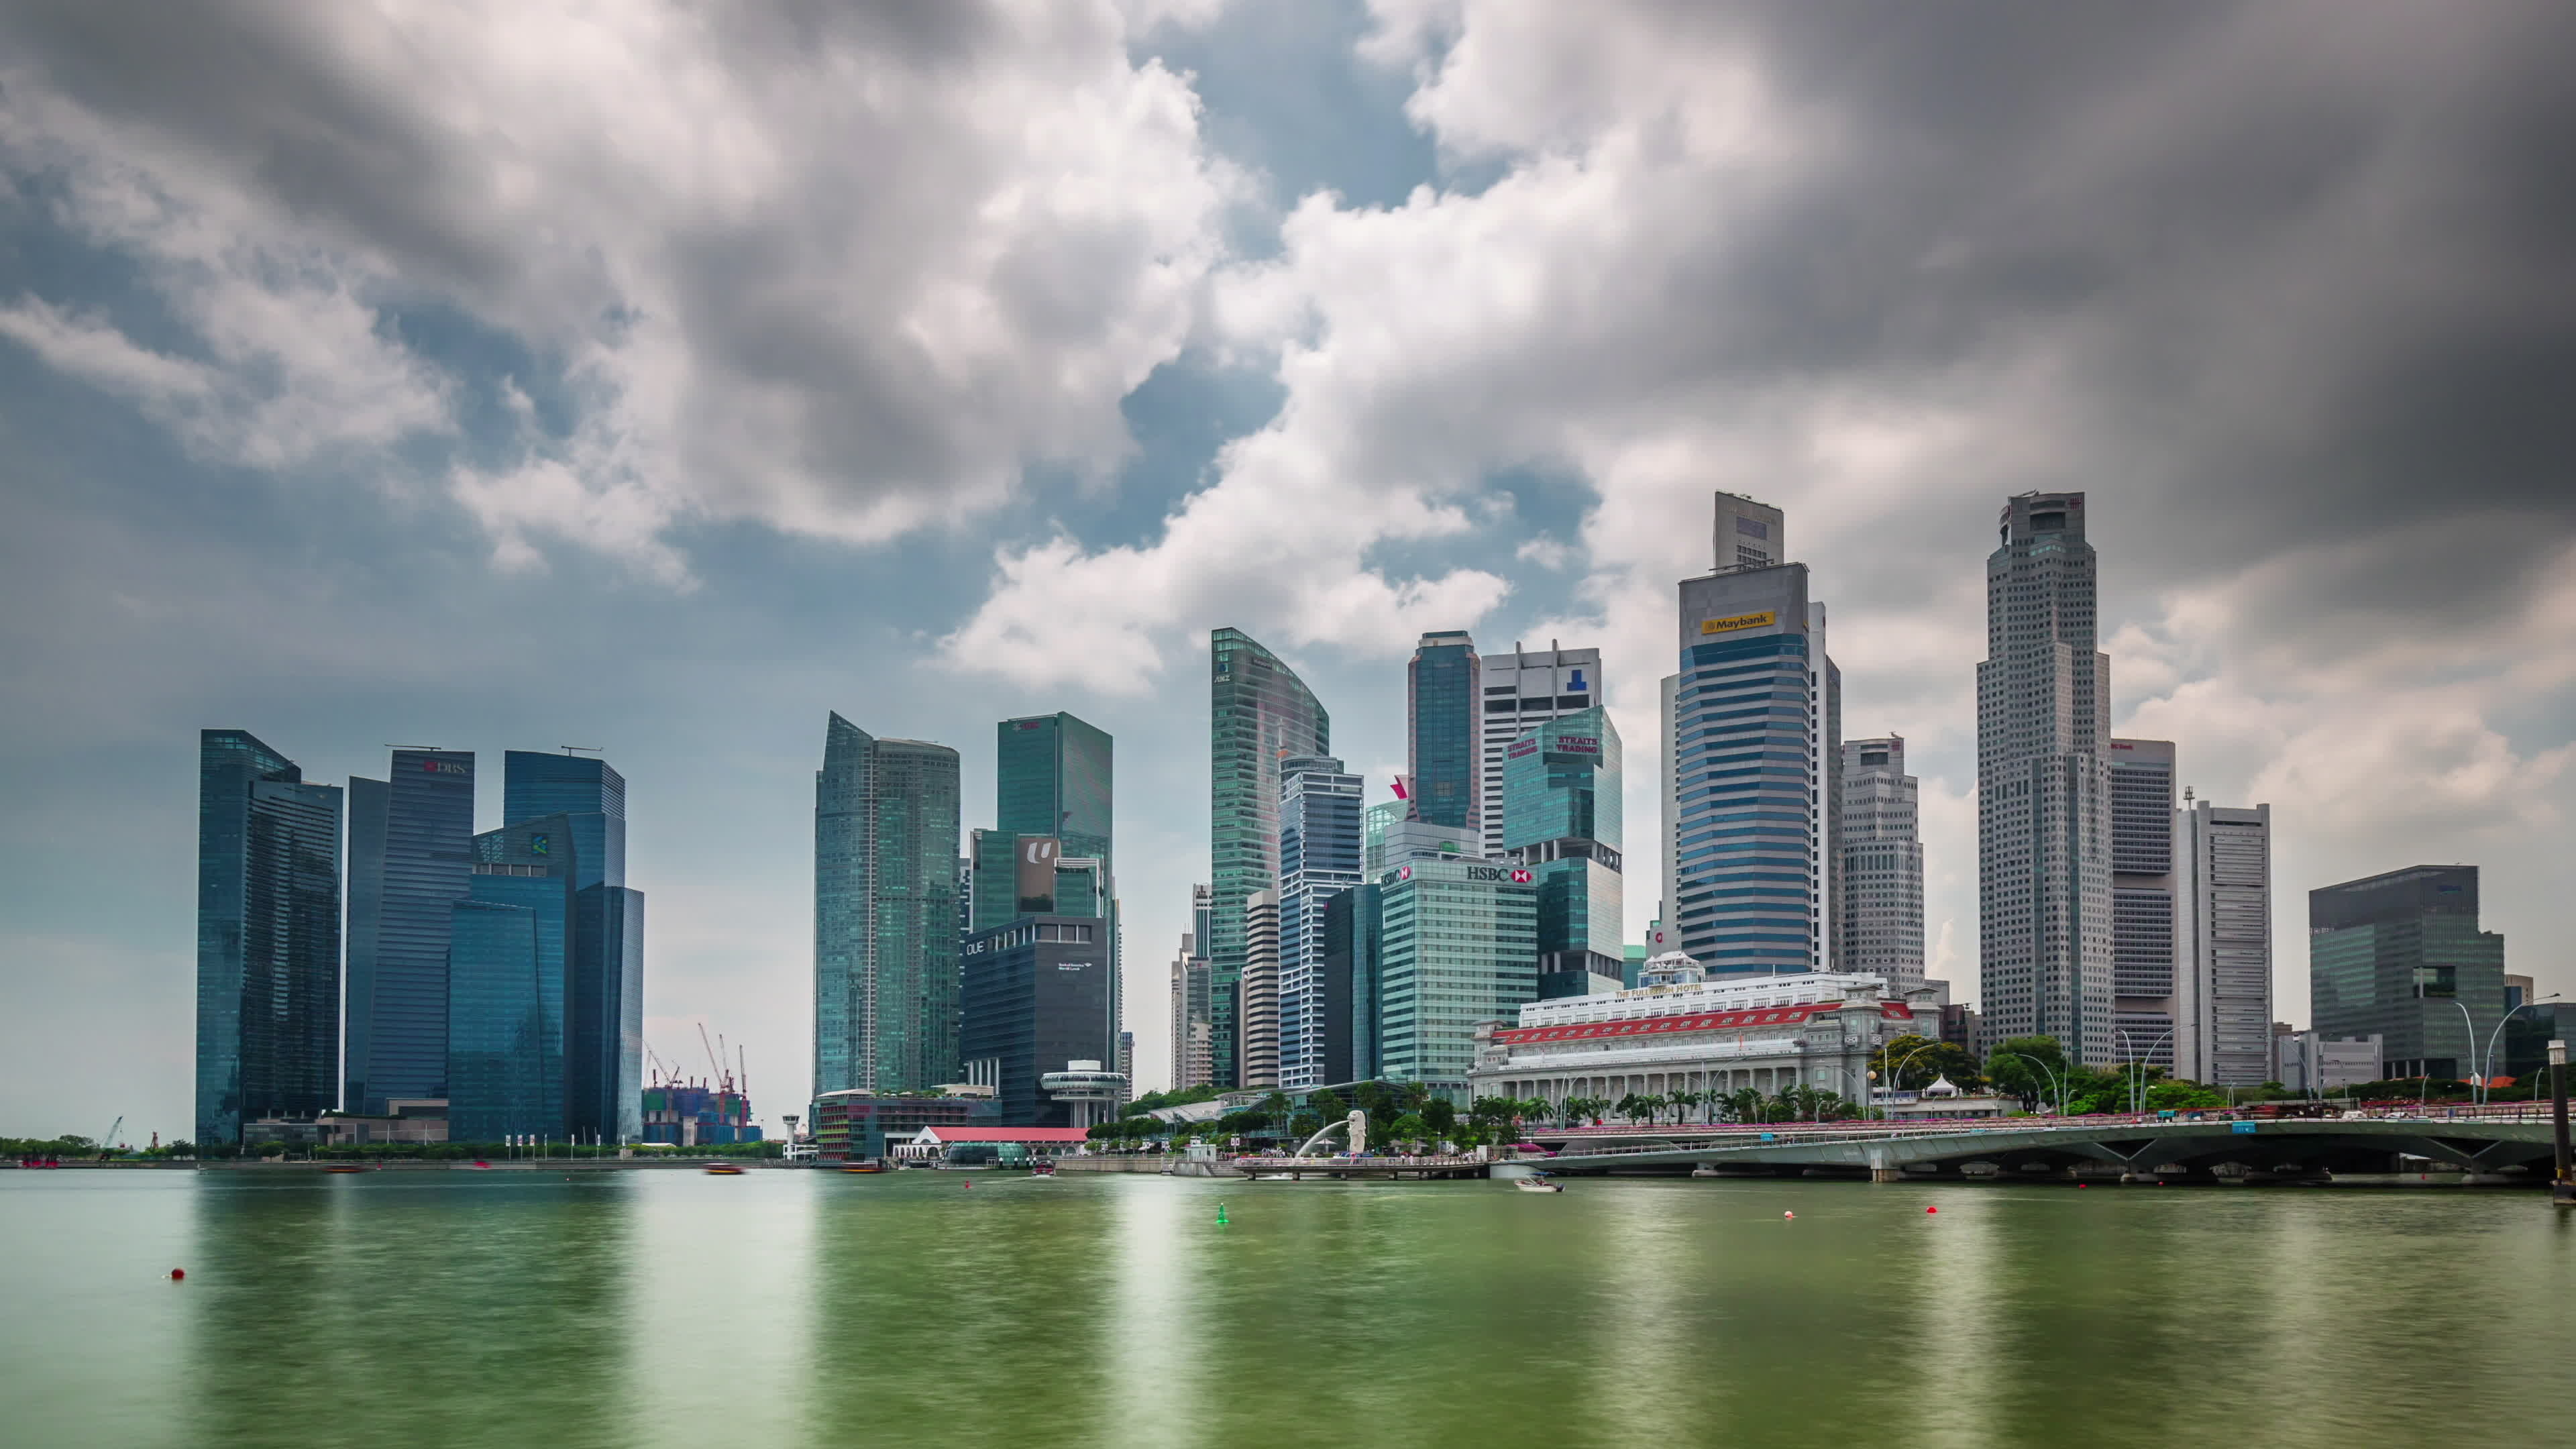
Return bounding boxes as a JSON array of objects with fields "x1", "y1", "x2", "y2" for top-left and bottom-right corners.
[
  {"x1": 1288, "y1": 1110, "x2": 1323, "y2": 1141},
  {"x1": 1421, "y1": 1097, "x2": 1458, "y2": 1138},
  {"x1": 1870, "y1": 1034, "x2": 1983, "y2": 1094},
  {"x1": 1310, "y1": 1088, "x2": 1348, "y2": 1122},
  {"x1": 1986, "y1": 1036, "x2": 2071, "y2": 1112},
  {"x1": 1385, "y1": 1112, "x2": 1430, "y2": 1148}
]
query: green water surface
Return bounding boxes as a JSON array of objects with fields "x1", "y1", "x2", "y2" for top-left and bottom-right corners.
[{"x1": 4, "y1": 1168, "x2": 2569, "y2": 1447}]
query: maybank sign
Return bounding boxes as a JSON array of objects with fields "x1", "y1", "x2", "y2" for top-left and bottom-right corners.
[{"x1": 1699, "y1": 611, "x2": 1776, "y2": 635}]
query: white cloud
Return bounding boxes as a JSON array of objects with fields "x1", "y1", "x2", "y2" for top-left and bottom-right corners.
[{"x1": 0, "y1": 1, "x2": 1239, "y2": 575}]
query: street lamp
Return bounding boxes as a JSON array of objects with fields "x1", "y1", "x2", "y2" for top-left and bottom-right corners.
[
  {"x1": 1874, "y1": 1041, "x2": 1943, "y2": 1121},
  {"x1": 2474, "y1": 996, "x2": 2562, "y2": 1109},
  {"x1": 2114, "y1": 1026, "x2": 2178, "y2": 1117},
  {"x1": 1990, "y1": 1050, "x2": 2067, "y2": 1120}
]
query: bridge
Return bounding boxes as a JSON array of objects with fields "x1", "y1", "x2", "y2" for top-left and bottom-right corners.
[
  {"x1": 1232, "y1": 1154, "x2": 1490, "y2": 1181},
  {"x1": 1528, "y1": 1118, "x2": 2563, "y2": 1183}
]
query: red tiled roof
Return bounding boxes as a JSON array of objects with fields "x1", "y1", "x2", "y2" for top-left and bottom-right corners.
[
  {"x1": 918, "y1": 1126, "x2": 1092, "y2": 1142},
  {"x1": 1497, "y1": 1000, "x2": 1914, "y2": 1046}
]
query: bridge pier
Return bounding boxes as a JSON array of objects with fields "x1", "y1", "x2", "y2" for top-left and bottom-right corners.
[{"x1": 1872, "y1": 1167, "x2": 1902, "y2": 1183}]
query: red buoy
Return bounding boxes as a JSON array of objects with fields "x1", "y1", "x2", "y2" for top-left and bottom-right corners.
[
  {"x1": 1782, "y1": 1210, "x2": 1794, "y2": 1220},
  {"x1": 169, "y1": 1269, "x2": 184, "y2": 1281},
  {"x1": 1926, "y1": 1205, "x2": 1938, "y2": 1214}
]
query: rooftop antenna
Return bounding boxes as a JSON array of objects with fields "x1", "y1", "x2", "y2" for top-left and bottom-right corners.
[
  {"x1": 386, "y1": 745, "x2": 447, "y2": 750},
  {"x1": 561, "y1": 745, "x2": 604, "y2": 754}
]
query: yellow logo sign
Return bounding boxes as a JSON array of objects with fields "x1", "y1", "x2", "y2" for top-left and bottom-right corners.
[{"x1": 1700, "y1": 611, "x2": 1777, "y2": 635}]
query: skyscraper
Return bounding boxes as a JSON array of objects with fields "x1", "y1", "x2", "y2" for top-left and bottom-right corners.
[
  {"x1": 2107, "y1": 739, "x2": 2178, "y2": 1067},
  {"x1": 959, "y1": 914, "x2": 1110, "y2": 1126},
  {"x1": 1501, "y1": 706, "x2": 1624, "y2": 1000},
  {"x1": 501, "y1": 751, "x2": 643, "y2": 1142},
  {"x1": 814, "y1": 714, "x2": 962, "y2": 1097},
  {"x1": 1375, "y1": 857, "x2": 1537, "y2": 1090},
  {"x1": 998, "y1": 713, "x2": 1112, "y2": 860},
  {"x1": 1837, "y1": 736, "x2": 1925, "y2": 986},
  {"x1": 1170, "y1": 930, "x2": 1212, "y2": 1091},
  {"x1": 197, "y1": 730, "x2": 342, "y2": 1147},
  {"x1": 1477, "y1": 643, "x2": 1604, "y2": 859},
  {"x1": 1407, "y1": 631, "x2": 1479, "y2": 831},
  {"x1": 344, "y1": 748, "x2": 476, "y2": 1114},
  {"x1": 447, "y1": 813, "x2": 575, "y2": 1143},
  {"x1": 1208, "y1": 627, "x2": 1328, "y2": 1088},
  {"x1": 1665, "y1": 496, "x2": 1838, "y2": 974},
  {"x1": 1321, "y1": 881, "x2": 1383, "y2": 1084},
  {"x1": 1977, "y1": 492, "x2": 2114, "y2": 1065},
  {"x1": 1241, "y1": 890, "x2": 1281, "y2": 1089},
  {"x1": 1277, "y1": 755, "x2": 1364, "y2": 1091},
  {"x1": 2176, "y1": 798, "x2": 2272, "y2": 1085},
  {"x1": 2310, "y1": 865, "x2": 2504, "y2": 1079}
]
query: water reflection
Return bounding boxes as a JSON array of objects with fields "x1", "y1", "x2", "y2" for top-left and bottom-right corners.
[
  {"x1": 0, "y1": 1169, "x2": 2563, "y2": 1449},
  {"x1": 186, "y1": 1173, "x2": 632, "y2": 1448}
]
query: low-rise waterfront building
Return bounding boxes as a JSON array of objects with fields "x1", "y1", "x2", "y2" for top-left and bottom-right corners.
[
  {"x1": 1469, "y1": 964, "x2": 1937, "y2": 1110},
  {"x1": 900, "y1": 1124, "x2": 1093, "y2": 1165},
  {"x1": 811, "y1": 1088, "x2": 997, "y2": 1161}
]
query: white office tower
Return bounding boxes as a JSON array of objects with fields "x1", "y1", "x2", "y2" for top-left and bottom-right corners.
[
  {"x1": 2107, "y1": 739, "x2": 2179, "y2": 1068},
  {"x1": 1477, "y1": 642, "x2": 1605, "y2": 859},
  {"x1": 1976, "y1": 492, "x2": 2114, "y2": 1066},
  {"x1": 1713, "y1": 492, "x2": 1784, "y2": 571},
  {"x1": 1169, "y1": 931, "x2": 1212, "y2": 1091},
  {"x1": 1277, "y1": 755, "x2": 1364, "y2": 1093},
  {"x1": 1837, "y1": 736, "x2": 1924, "y2": 985},
  {"x1": 1665, "y1": 492, "x2": 1839, "y2": 975},
  {"x1": 2175, "y1": 798, "x2": 2273, "y2": 1085}
]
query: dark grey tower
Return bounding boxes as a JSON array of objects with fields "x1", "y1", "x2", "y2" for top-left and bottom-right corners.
[{"x1": 197, "y1": 730, "x2": 341, "y2": 1146}]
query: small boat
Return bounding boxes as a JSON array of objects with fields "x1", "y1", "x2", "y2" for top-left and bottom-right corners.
[
  {"x1": 1030, "y1": 1159, "x2": 1057, "y2": 1177},
  {"x1": 1513, "y1": 1174, "x2": 1564, "y2": 1193},
  {"x1": 323, "y1": 1163, "x2": 370, "y2": 1174},
  {"x1": 841, "y1": 1161, "x2": 886, "y2": 1174},
  {"x1": 704, "y1": 1163, "x2": 746, "y2": 1176}
]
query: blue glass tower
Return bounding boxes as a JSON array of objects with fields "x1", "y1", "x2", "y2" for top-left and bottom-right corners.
[
  {"x1": 1667, "y1": 565, "x2": 1831, "y2": 973},
  {"x1": 1407, "y1": 631, "x2": 1479, "y2": 830},
  {"x1": 502, "y1": 751, "x2": 642, "y2": 1142},
  {"x1": 447, "y1": 814, "x2": 576, "y2": 1142},
  {"x1": 1501, "y1": 707, "x2": 1625, "y2": 998},
  {"x1": 197, "y1": 730, "x2": 342, "y2": 1146},
  {"x1": 1209, "y1": 629, "x2": 1330, "y2": 1088},
  {"x1": 1277, "y1": 755, "x2": 1363, "y2": 1091},
  {"x1": 344, "y1": 748, "x2": 476, "y2": 1112},
  {"x1": 502, "y1": 751, "x2": 626, "y2": 889}
]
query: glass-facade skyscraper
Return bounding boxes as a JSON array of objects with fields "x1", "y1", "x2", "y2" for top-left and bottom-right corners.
[
  {"x1": 501, "y1": 751, "x2": 642, "y2": 1142},
  {"x1": 447, "y1": 813, "x2": 575, "y2": 1144},
  {"x1": 1666, "y1": 558, "x2": 1836, "y2": 975},
  {"x1": 1277, "y1": 755, "x2": 1363, "y2": 1091},
  {"x1": 344, "y1": 748, "x2": 476, "y2": 1113},
  {"x1": 1501, "y1": 706, "x2": 1624, "y2": 1000},
  {"x1": 815, "y1": 714, "x2": 962, "y2": 1096},
  {"x1": 2310, "y1": 865, "x2": 2502, "y2": 1080},
  {"x1": 197, "y1": 729, "x2": 342, "y2": 1146},
  {"x1": 1477, "y1": 643, "x2": 1605, "y2": 858},
  {"x1": 1208, "y1": 628, "x2": 1329, "y2": 1089},
  {"x1": 1407, "y1": 631, "x2": 1479, "y2": 831}
]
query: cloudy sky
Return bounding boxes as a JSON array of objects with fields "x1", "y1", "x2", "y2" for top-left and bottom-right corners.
[{"x1": 5, "y1": 0, "x2": 2572, "y2": 1141}]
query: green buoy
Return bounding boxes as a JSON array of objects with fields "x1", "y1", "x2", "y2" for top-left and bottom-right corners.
[{"x1": 1216, "y1": 1203, "x2": 1229, "y2": 1225}]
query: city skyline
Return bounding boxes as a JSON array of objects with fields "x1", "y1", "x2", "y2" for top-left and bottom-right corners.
[{"x1": 8, "y1": 3, "x2": 2575, "y2": 1140}]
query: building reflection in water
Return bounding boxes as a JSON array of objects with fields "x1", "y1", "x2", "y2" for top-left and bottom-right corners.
[
  {"x1": 187, "y1": 1174, "x2": 632, "y2": 1447},
  {"x1": 803, "y1": 1171, "x2": 1120, "y2": 1443}
]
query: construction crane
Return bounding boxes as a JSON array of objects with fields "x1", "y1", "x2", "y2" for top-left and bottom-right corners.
[
  {"x1": 698, "y1": 1022, "x2": 724, "y2": 1091},
  {"x1": 99, "y1": 1116, "x2": 123, "y2": 1159}
]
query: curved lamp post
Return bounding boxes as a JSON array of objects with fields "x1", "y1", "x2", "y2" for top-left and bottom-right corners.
[
  {"x1": 2113, "y1": 1026, "x2": 2178, "y2": 1116},
  {"x1": 1990, "y1": 1050, "x2": 2068, "y2": 1119}
]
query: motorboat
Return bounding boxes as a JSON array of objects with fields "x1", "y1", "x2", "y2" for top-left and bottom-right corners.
[
  {"x1": 704, "y1": 1163, "x2": 746, "y2": 1175},
  {"x1": 1030, "y1": 1159, "x2": 1057, "y2": 1177},
  {"x1": 1513, "y1": 1174, "x2": 1564, "y2": 1193},
  {"x1": 841, "y1": 1159, "x2": 887, "y2": 1174}
]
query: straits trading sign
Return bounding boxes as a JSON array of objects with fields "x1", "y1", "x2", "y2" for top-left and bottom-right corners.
[{"x1": 1699, "y1": 611, "x2": 1776, "y2": 635}]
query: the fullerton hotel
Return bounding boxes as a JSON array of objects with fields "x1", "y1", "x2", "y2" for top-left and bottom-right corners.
[{"x1": 1468, "y1": 957, "x2": 1943, "y2": 1112}]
